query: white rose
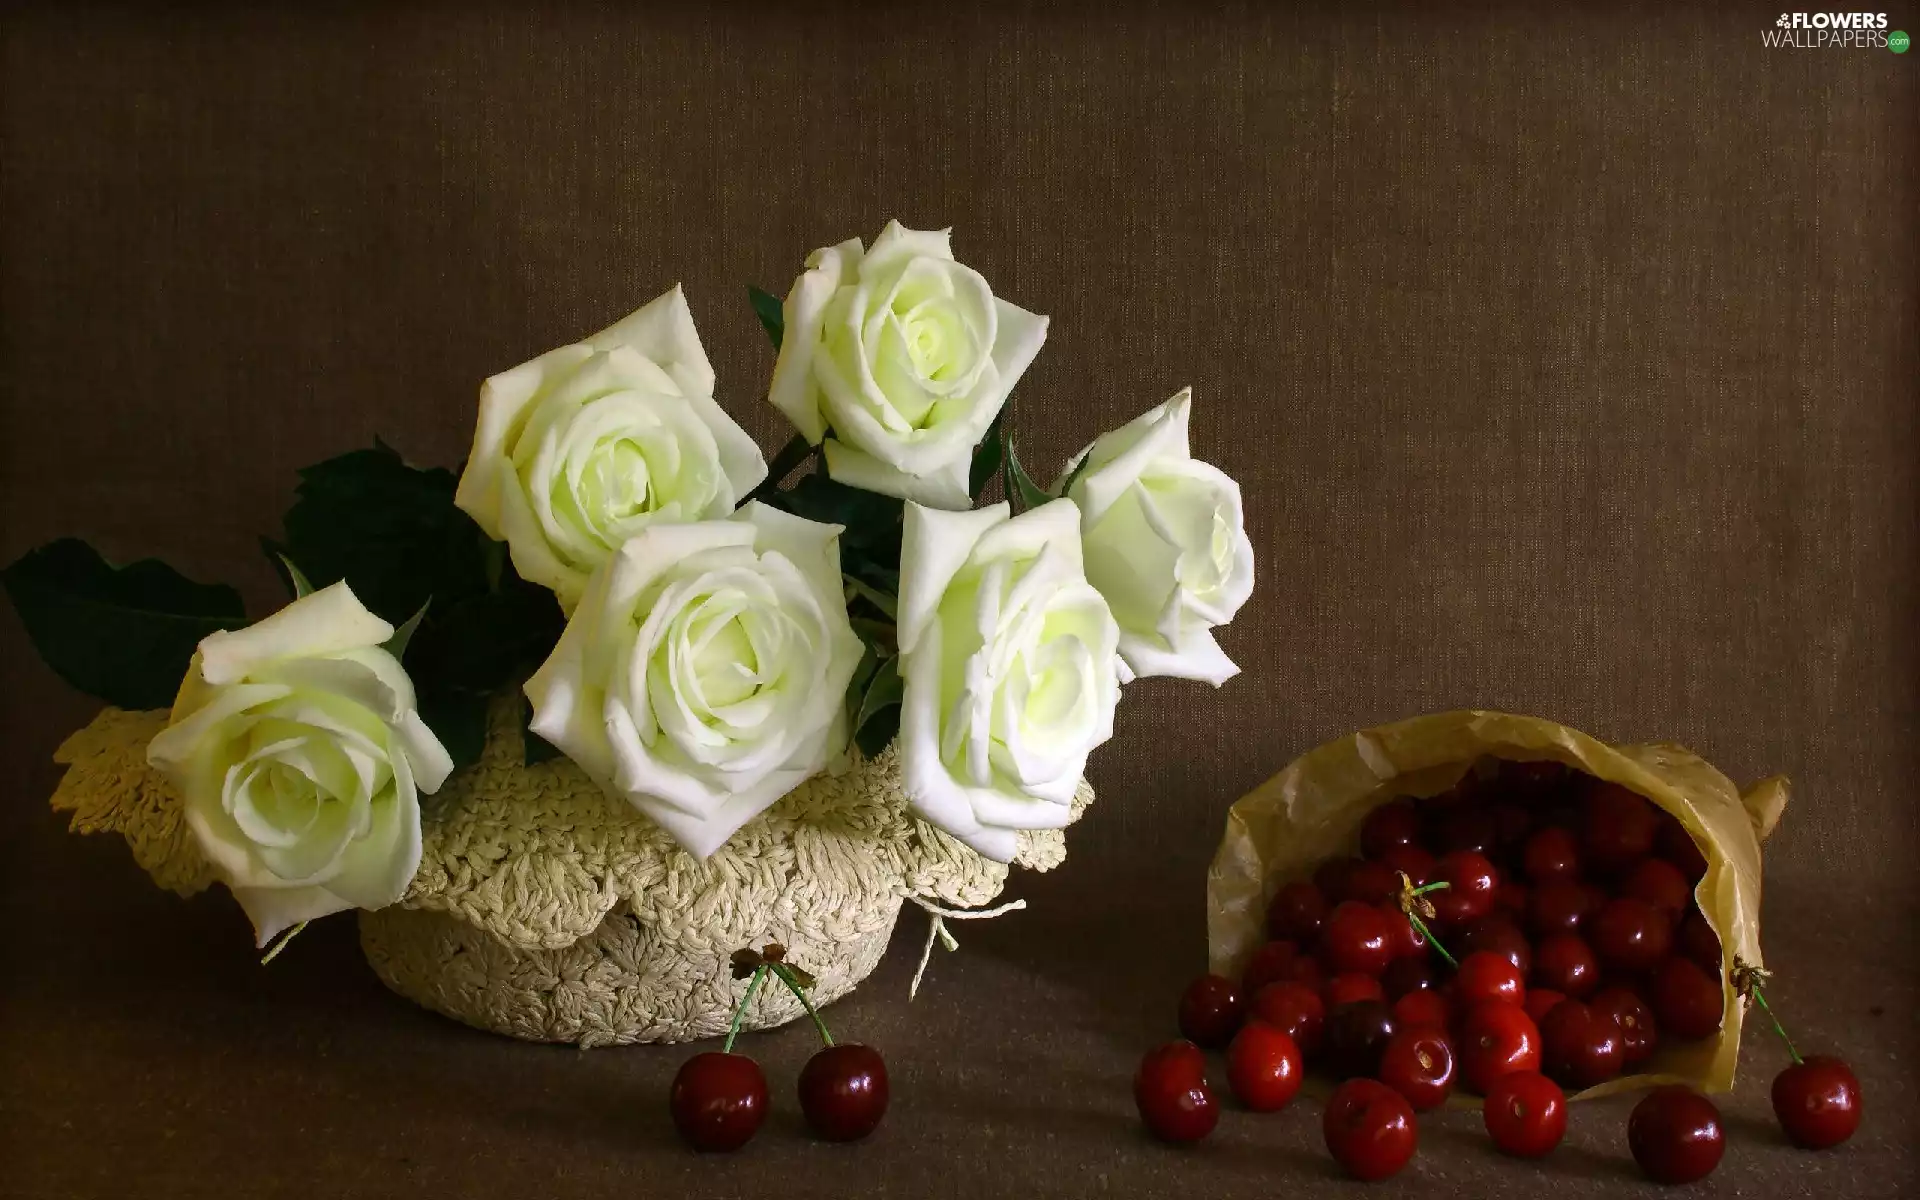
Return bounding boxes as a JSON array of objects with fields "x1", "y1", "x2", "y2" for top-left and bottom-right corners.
[
  {"x1": 524, "y1": 503, "x2": 864, "y2": 859},
  {"x1": 896, "y1": 498, "x2": 1121, "y2": 861},
  {"x1": 455, "y1": 286, "x2": 768, "y2": 612},
  {"x1": 146, "y1": 582, "x2": 453, "y2": 947},
  {"x1": 1062, "y1": 389, "x2": 1254, "y2": 686},
  {"x1": 767, "y1": 221, "x2": 1049, "y2": 510}
]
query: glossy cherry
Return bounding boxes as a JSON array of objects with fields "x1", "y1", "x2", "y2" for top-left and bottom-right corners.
[
  {"x1": 1361, "y1": 798, "x2": 1423, "y2": 860},
  {"x1": 1455, "y1": 951, "x2": 1526, "y2": 1008},
  {"x1": 1522, "y1": 827, "x2": 1582, "y2": 885},
  {"x1": 1177, "y1": 973, "x2": 1245, "y2": 1049},
  {"x1": 1772, "y1": 1055, "x2": 1862, "y2": 1150},
  {"x1": 671, "y1": 1052, "x2": 770, "y2": 1152},
  {"x1": 1379, "y1": 844, "x2": 1437, "y2": 886},
  {"x1": 1379, "y1": 1025, "x2": 1455, "y2": 1110},
  {"x1": 1266, "y1": 881, "x2": 1329, "y2": 944},
  {"x1": 1226, "y1": 1021, "x2": 1304, "y2": 1112},
  {"x1": 1592, "y1": 985, "x2": 1658, "y2": 1066},
  {"x1": 1621, "y1": 858, "x2": 1692, "y2": 922},
  {"x1": 1531, "y1": 933, "x2": 1601, "y2": 998},
  {"x1": 1629, "y1": 1085, "x2": 1725, "y2": 1184},
  {"x1": 1323, "y1": 999, "x2": 1398, "y2": 1080},
  {"x1": 799, "y1": 1044, "x2": 889, "y2": 1141},
  {"x1": 1379, "y1": 904, "x2": 1429, "y2": 960},
  {"x1": 1431, "y1": 806, "x2": 1499, "y2": 858},
  {"x1": 1253, "y1": 981, "x2": 1326, "y2": 1060},
  {"x1": 1134, "y1": 1040, "x2": 1218, "y2": 1142},
  {"x1": 1483, "y1": 1070, "x2": 1567, "y2": 1158},
  {"x1": 1429, "y1": 850, "x2": 1499, "y2": 928},
  {"x1": 1457, "y1": 914, "x2": 1532, "y2": 975},
  {"x1": 1393, "y1": 987, "x2": 1451, "y2": 1031},
  {"x1": 1321, "y1": 902, "x2": 1395, "y2": 976},
  {"x1": 1650, "y1": 956, "x2": 1723, "y2": 1040},
  {"x1": 1527, "y1": 880, "x2": 1602, "y2": 938},
  {"x1": 1524, "y1": 988, "x2": 1568, "y2": 1025},
  {"x1": 1323, "y1": 1078, "x2": 1418, "y2": 1181},
  {"x1": 1539, "y1": 999, "x2": 1624, "y2": 1089},
  {"x1": 1344, "y1": 860, "x2": 1403, "y2": 906},
  {"x1": 1582, "y1": 783, "x2": 1659, "y2": 877},
  {"x1": 1314, "y1": 856, "x2": 1361, "y2": 902},
  {"x1": 1457, "y1": 1000, "x2": 1542, "y2": 1094},
  {"x1": 1592, "y1": 898, "x2": 1673, "y2": 974},
  {"x1": 1677, "y1": 910, "x2": 1723, "y2": 972},
  {"x1": 1380, "y1": 955, "x2": 1440, "y2": 1001},
  {"x1": 1325, "y1": 972, "x2": 1386, "y2": 1009},
  {"x1": 1241, "y1": 940, "x2": 1306, "y2": 994}
]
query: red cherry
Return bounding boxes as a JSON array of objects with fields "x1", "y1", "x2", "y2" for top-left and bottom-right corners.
[
  {"x1": 1629, "y1": 1085, "x2": 1725, "y2": 1184},
  {"x1": 1266, "y1": 882, "x2": 1329, "y2": 944},
  {"x1": 1323, "y1": 999, "x2": 1398, "y2": 1080},
  {"x1": 1226, "y1": 1021, "x2": 1304, "y2": 1112},
  {"x1": 1621, "y1": 858, "x2": 1692, "y2": 923},
  {"x1": 1456, "y1": 914, "x2": 1532, "y2": 976},
  {"x1": 1582, "y1": 783, "x2": 1659, "y2": 877},
  {"x1": 1523, "y1": 988, "x2": 1568, "y2": 1025},
  {"x1": 1493, "y1": 878, "x2": 1529, "y2": 919},
  {"x1": 1431, "y1": 806, "x2": 1499, "y2": 858},
  {"x1": 1539, "y1": 999, "x2": 1625, "y2": 1089},
  {"x1": 1344, "y1": 860, "x2": 1402, "y2": 905},
  {"x1": 1532, "y1": 933, "x2": 1601, "y2": 998},
  {"x1": 1657, "y1": 810, "x2": 1709, "y2": 882},
  {"x1": 1483, "y1": 1070, "x2": 1567, "y2": 1157},
  {"x1": 1393, "y1": 988, "x2": 1451, "y2": 1031},
  {"x1": 1378, "y1": 904, "x2": 1428, "y2": 959},
  {"x1": 1772, "y1": 1055, "x2": 1862, "y2": 1150},
  {"x1": 1528, "y1": 880, "x2": 1603, "y2": 938},
  {"x1": 1650, "y1": 957, "x2": 1724, "y2": 1040},
  {"x1": 1379, "y1": 1026, "x2": 1455, "y2": 1110},
  {"x1": 1379, "y1": 844, "x2": 1437, "y2": 886},
  {"x1": 1678, "y1": 910, "x2": 1723, "y2": 972},
  {"x1": 1241, "y1": 940, "x2": 1304, "y2": 994},
  {"x1": 1429, "y1": 851, "x2": 1498, "y2": 928},
  {"x1": 1490, "y1": 803, "x2": 1534, "y2": 858},
  {"x1": 1253, "y1": 982, "x2": 1326, "y2": 1060},
  {"x1": 1325, "y1": 972, "x2": 1386, "y2": 1009},
  {"x1": 1592, "y1": 985, "x2": 1659, "y2": 1065},
  {"x1": 1361, "y1": 798, "x2": 1423, "y2": 860},
  {"x1": 1457, "y1": 1001, "x2": 1542, "y2": 1094},
  {"x1": 1381, "y1": 955, "x2": 1441, "y2": 1001},
  {"x1": 1323, "y1": 1078, "x2": 1418, "y2": 1181},
  {"x1": 1455, "y1": 951, "x2": 1526, "y2": 1008},
  {"x1": 1315, "y1": 857, "x2": 1360, "y2": 901},
  {"x1": 1134, "y1": 1040, "x2": 1218, "y2": 1142},
  {"x1": 1176, "y1": 973, "x2": 1244, "y2": 1049},
  {"x1": 1321, "y1": 902, "x2": 1395, "y2": 976},
  {"x1": 670, "y1": 1052, "x2": 770, "y2": 1152},
  {"x1": 1592, "y1": 898, "x2": 1673, "y2": 974},
  {"x1": 1522, "y1": 827, "x2": 1582, "y2": 885},
  {"x1": 798, "y1": 1044, "x2": 889, "y2": 1142}
]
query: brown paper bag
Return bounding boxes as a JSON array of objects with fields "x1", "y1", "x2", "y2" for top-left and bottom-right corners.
[{"x1": 1207, "y1": 710, "x2": 1786, "y2": 1100}]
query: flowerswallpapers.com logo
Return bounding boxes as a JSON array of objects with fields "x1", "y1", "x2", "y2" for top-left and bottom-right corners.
[{"x1": 1762, "y1": 11, "x2": 1906, "y2": 49}]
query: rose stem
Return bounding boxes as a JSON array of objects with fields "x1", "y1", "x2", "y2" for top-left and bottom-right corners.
[
  {"x1": 258, "y1": 920, "x2": 309, "y2": 966},
  {"x1": 1749, "y1": 983, "x2": 1803, "y2": 1065},
  {"x1": 769, "y1": 962, "x2": 835, "y2": 1048},
  {"x1": 723, "y1": 965, "x2": 767, "y2": 1054}
]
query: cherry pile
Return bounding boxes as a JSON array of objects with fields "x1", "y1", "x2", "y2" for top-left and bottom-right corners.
[
  {"x1": 671, "y1": 944, "x2": 889, "y2": 1152},
  {"x1": 1134, "y1": 758, "x2": 1863, "y2": 1180}
]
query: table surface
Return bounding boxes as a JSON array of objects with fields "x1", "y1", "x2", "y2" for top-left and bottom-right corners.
[{"x1": 3, "y1": 2, "x2": 1917, "y2": 1197}]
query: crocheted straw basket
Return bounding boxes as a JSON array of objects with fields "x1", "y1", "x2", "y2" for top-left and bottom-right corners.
[{"x1": 48, "y1": 697, "x2": 1093, "y2": 1046}]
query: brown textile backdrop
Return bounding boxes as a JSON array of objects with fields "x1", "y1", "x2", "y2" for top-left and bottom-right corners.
[{"x1": 2, "y1": 3, "x2": 1915, "y2": 1198}]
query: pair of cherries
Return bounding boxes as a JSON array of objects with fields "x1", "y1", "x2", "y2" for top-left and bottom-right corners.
[{"x1": 670, "y1": 945, "x2": 889, "y2": 1151}]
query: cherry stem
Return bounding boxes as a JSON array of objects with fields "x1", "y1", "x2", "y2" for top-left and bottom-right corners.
[
  {"x1": 723, "y1": 964, "x2": 767, "y2": 1054},
  {"x1": 1749, "y1": 984, "x2": 1803, "y2": 1065},
  {"x1": 1394, "y1": 876, "x2": 1458, "y2": 969},
  {"x1": 769, "y1": 962, "x2": 834, "y2": 1048},
  {"x1": 1407, "y1": 908, "x2": 1458, "y2": 969}
]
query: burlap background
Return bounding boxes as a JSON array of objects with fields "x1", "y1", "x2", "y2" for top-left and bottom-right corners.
[{"x1": 2, "y1": 4, "x2": 1914, "y2": 1197}]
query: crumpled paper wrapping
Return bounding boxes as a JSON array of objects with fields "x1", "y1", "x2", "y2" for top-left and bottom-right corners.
[{"x1": 1208, "y1": 710, "x2": 1787, "y2": 1100}]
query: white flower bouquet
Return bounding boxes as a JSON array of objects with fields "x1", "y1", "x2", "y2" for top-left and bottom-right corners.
[{"x1": 8, "y1": 222, "x2": 1255, "y2": 1044}]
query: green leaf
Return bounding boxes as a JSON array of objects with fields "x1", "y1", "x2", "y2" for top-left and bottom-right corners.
[
  {"x1": 771, "y1": 472, "x2": 904, "y2": 565},
  {"x1": 417, "y1": 688, "x2": 490, "y2": 771},
  {"x1": 848, "y1": 615, "x2": 897, "y2": 656},
  {"x1": 853, "y1": 656, "x2": 903, "y2": 758},
  {"x1": 749, "y1": 286, "x2": 785, "y2": 350},
  {"x1": 277, "y1": 442, "x2": 489, "y2": 627},
  {"x1": 845, "y1": 577, "x2": 898, "y2": 621},
  {"x1": 742, "y1": 433, "x2": 816, "y2": 506},
  {"x1": 1057, "y1": 448, "x2": 1094, "y2": 500},
  {"x1": 1, "y1": 539, "x2": 247, "y2": 710},
  {"x1": 384, "y1": 598, "x2": 430, "y2": 660},
  {"x1": 969, "y1": 410, "x2": 1006, "y2": 500},
  {"x1": 278, "y1": 554, "x2": 316, "y2": 599},
  {"x1": 404, "y1": 573, "x2": 563, "y2": 696},
  {"x1": 1003, "y1": 438, "x2": 1055, "y2": 513},
  {"x1": 521, "y1": 696, "x2": 563, "y2": 766}
]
